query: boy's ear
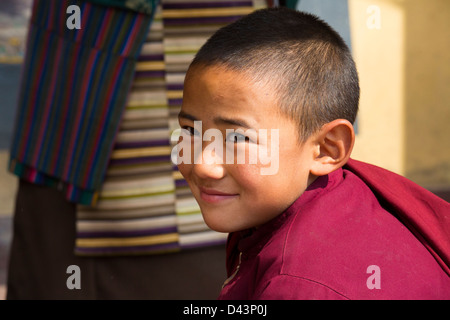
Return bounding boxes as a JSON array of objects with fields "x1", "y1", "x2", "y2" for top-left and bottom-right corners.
[{"x1": 310, "y1": 119, "x2": 355, "y2": 176}]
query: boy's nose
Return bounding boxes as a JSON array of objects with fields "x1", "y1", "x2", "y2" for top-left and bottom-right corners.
[{"x1": 192, "y1": 148, "x2": 226, "y2": 180}]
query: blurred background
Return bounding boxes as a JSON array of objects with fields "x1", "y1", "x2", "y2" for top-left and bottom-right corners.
[
  {"x1": 0, "y1": 0, "x2": 30, "y2": 299},
  {"x1": 0, "y1": 0, "x2": 449, "y2": 299}
]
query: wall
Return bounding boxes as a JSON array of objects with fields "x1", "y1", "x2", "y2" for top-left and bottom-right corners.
[
  {"x1": 348, "y1": 0, "x2": 450, "y2": 189},
  {"x1": 403, "y1": 0, "x2": 450, "y2": 188}
]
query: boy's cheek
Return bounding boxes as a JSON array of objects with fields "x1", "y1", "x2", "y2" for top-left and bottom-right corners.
[
  {"x1": 177, "y1": 163, "x2": 193, "y2": 181},
  {"x1": 228, "y1": 163, "x2": 264, "y2": 186}
]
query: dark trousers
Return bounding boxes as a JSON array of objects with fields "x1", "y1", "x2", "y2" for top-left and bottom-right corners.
[{"x1": 7, "y1": 179, "x2": 226, "y2": 299}]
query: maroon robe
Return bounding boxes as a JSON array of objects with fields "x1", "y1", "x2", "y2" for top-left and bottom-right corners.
[{"x1": 219, "y1": 159, "x2": 450, "y2": 299}]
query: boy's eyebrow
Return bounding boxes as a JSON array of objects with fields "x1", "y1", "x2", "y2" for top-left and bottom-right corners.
[
  {"x1": 178, "y1": 111, "x2": 254, "y2": 129},
  {"x1": 213, "y1": 116, "x2": 254, "y2": 130},
  {"x1": 178, "y1": 110, "x2": 198, "y2": 122}
]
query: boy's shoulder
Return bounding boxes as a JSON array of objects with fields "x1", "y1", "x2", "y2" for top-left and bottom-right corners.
[{"x1": 258, "y1": 162, "x2": 450, "y2": 299}]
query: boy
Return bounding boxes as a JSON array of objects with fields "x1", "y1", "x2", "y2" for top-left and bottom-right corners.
[{"x1": 176, "y1": 8, "x2": 450, "y2": 299}]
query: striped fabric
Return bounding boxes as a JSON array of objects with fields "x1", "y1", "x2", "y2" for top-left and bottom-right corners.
[
  {"x1": 75, "y1": 3, "x2": 179, "y2": 255},
  {"x1": 74, "y1": 0, "x2": 266, "y2": 255},
  {"x1": 8, "y1": 0, "x2": 155, "y2": 205},
  {"x1": 86, "y1": 0, "x2": 158, "y2": 14}
]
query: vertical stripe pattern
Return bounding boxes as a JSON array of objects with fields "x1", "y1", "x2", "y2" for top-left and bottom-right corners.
[{"x1": 9, "y1": 0, "x2": 154, "y2": 205}]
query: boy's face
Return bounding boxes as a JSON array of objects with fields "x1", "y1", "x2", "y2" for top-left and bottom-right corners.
[{"x1": 177, "y1": 65, "x2": 318, "y2": 233}]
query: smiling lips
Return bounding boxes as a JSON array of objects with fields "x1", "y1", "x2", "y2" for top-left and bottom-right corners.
[{"x1": 198, "y1": 186, "x2": 239, "y2": 203}]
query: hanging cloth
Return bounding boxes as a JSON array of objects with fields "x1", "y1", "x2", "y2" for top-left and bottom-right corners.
[{"x1": 8, "y1": 0, "x2": 156, "y2": 205}]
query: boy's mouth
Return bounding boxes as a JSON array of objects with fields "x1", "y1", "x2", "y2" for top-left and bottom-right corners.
[{"x1": 198, "y1": 186, "x2": 239, "y2": 204}]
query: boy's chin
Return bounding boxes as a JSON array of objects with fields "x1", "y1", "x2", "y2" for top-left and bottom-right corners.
[
  {"x1": 204, "y1": 220, "x2": 239, "y2": 234},
  {"x1": 202, "y1": 214, "x2": 251, "y2": 234}
]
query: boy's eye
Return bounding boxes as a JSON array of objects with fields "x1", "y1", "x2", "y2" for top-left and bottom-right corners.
[
  {"x1": 226, "y1": 132, "x2": 250, "y2": 143},
  {"x1": 181, "y1": 126, "x2": 200, "y2": 137}
]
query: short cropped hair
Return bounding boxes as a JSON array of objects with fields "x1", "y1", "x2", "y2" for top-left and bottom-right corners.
[{"x1": 190, "y1": 7, "x2": 360, "y2": 141}]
